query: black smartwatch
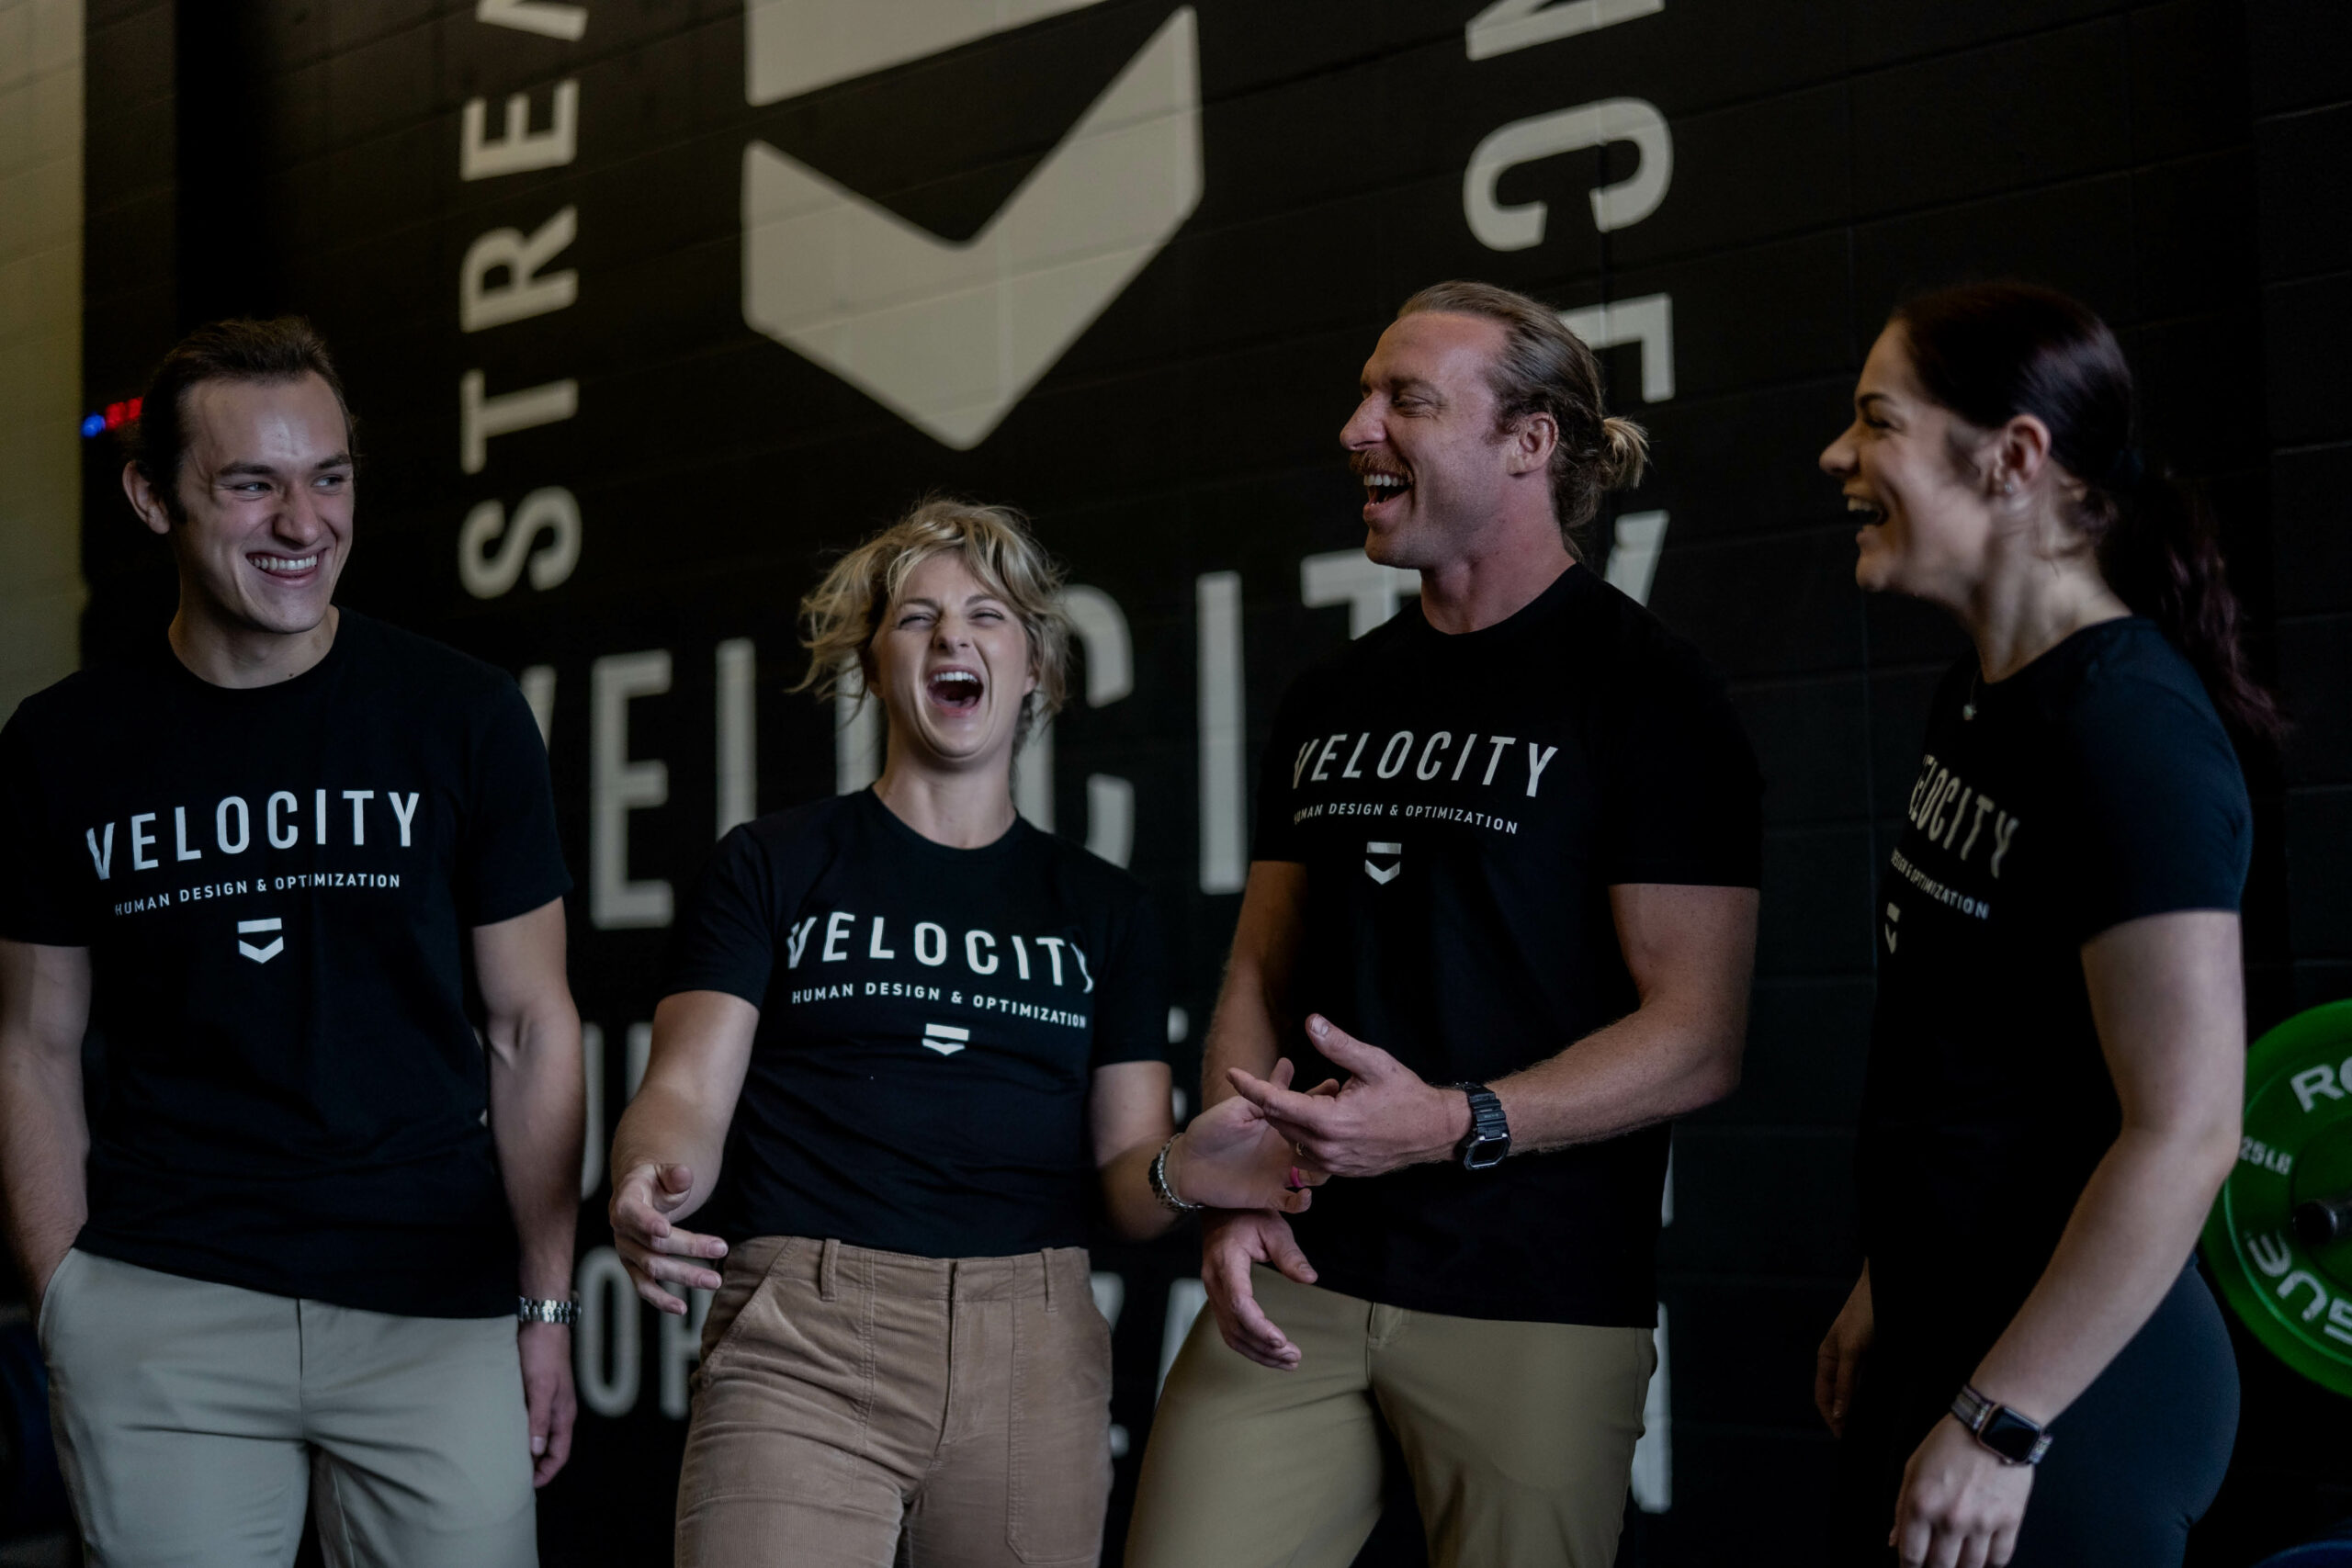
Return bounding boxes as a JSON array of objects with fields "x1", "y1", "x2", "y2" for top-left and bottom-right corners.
[
  {"x1": 1452, "y1": 1083, "x2": 1510, "y2": 1169},
  {"x1": 1950, "y1": 1385, "x2": 2051, "y2": 1466}
]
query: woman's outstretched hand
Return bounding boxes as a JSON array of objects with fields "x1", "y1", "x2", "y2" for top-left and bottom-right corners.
[{"x1": 1167, "y1": 1059, "x2": 1321, "y2": 1214}]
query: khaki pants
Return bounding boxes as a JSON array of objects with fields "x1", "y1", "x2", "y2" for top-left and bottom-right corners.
[
  {"x1": 676, "y1": 1236, "x2": 1114, "y2": 1568},
  {"x1": 1126, "y1": 1268, "x2": 1655, "y2": 1568},
  {"x1": 38, "y1": 1248, "x2": 536, "y2": 1568}
]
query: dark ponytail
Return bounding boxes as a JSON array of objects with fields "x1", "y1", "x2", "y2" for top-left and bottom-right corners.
[{"x1": 1894, "y1": 282, "x2": 2282, "y2": 743}]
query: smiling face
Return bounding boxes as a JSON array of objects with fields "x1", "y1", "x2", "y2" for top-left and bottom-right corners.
[
  {"x1": 132, "y1": 372, "x2": 356, "y2": 640},
  {"x1": 868, "y1": 549, "x2": 1039, "y2": 777},
  {"x1": 1820, "y1": 323, "x2": 2001, "y2": 600},
  {"x1": 1339, "y1": 311, "x2": 1536, "y2": 570}
]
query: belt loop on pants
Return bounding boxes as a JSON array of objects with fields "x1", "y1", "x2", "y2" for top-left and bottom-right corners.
[
  {"x1": 1043, "y1": 1253, "x2": 1056, "y2": 1314},
  {"x1": 819, "y1": 1237, "x2": 840, "y2": 1303}
]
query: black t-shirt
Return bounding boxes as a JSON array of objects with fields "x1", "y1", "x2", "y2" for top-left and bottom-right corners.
[
  {"x1": 0, "y1": 612, "x2": 571, "y2": 1317},
  {"x1": 1253, "y1": 565, "x2": 1762, "y2": 1325},
  {"x1": 663, "y1": 789, "x2": 1166, "y2": 1258},
  {"x1": 1859, "y1": 618, "x2": 2249, "y2": 1365}
]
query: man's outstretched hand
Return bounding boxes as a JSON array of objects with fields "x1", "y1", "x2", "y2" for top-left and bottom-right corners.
[
  {"x1": 1228, "y1": 1016, "x2": 1470, "y2": 1179},
  {"x1": 1201, "y1": 1209, "x2": 1317, "y2": 1370},
  {"x1": 609, "y1": 1161, "x2": 728, "y2": 1314}
]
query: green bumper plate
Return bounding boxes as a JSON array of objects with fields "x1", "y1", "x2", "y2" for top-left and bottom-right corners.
[{"x1": 2203, "y1": 998, "x2": 2352, "y2": 1398}]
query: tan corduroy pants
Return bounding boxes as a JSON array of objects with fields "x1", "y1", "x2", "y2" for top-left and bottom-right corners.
[
  {"x1": 676, "y1": 1236, "x2": 1114, "y2": 1568},
  {"x1": 1126, "y1": 1266, "x2": 1655, "y2": 1568}
]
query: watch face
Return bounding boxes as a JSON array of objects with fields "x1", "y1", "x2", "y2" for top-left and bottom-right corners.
[
  {"x1": 1980, "y1": 1409, "x2": 2042, "y2": 1464},
  {"x1": 1463, "y1": 1135, "x2": 1509, "y2": 1170}
]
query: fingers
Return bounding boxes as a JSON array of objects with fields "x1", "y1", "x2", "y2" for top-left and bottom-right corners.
[
  {"x1": 1814, "y1": 1339, "x2": 1841, "y2": 1434},
  {"x1": 614, "y1": 1199, "x2": 728, "y2": 1264},
  {"x1": 1304, "y1": 1015, "x2": 1394, "y2": 1076},
  {"x1": 535, "y1": 1382, "x2": 576, "y2": 1487},
  {"x1": 1833, "y1": 1348, "x2": 1860, "y2": 1437},
  {"x1": 1264, "y1": 1224, "x2": 1318, "y2": 1287},
  {"x1": 620, "y1": 1250, "x2": 718, "y2": 1308},
  {"x1": 1989, "y1": 1525, "x2": 2019, "y2": 1567},
  {"x1": 1204, "y1": 1228, "x2": 1300, "y2": 1370},
  {"x1": 1956, "y1": 1536, "x2": 1990, "y2": 1568},
  {"x1": 1267, "y1": 1057, "x2": 1296, "y2": 1089}
]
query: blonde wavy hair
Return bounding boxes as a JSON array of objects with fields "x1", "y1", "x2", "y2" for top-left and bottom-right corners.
[{"x1": 794, "y1": 497, "x2": 1072, "y2": 751}]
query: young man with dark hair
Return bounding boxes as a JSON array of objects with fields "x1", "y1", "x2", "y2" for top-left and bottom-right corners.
[
  {"x1": 1125, "y1": 283, "x2": 1763, "y2": 1568},
  {"x1": 0, "y1": 318, "x2": 584, "y2": 1566}
]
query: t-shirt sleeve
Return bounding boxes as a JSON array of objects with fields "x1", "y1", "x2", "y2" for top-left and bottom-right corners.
[
  {"x1": 1250, "y1": 682, "x2": 1311, "y2": 864},
  {"x1": 664, "y1": 825, "x2": 783, "y2": 1009},
  {"x1": 1600, "y1": 642, "x2": 1764, "y2": 888},
  {"x1": 459, "y1": 680, "x2": 573, "y2": 926},
  {"x1": 2065, "y1": 679, "x2": 2250, "y2": 937},
  {"x1": 0, "y1": 705, "x2": 92, "y2": 946},
  {"x1": 1088, "y1": 886, "x2": 1169, "y2": 1070}
]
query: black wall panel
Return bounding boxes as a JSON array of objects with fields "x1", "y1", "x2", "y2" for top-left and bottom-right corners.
[{"x1": 66, "y1": 2, "x2": 2341, "y2": 1563}]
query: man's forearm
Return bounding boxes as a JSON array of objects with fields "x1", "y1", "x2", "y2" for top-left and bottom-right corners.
[
  {"x1": 0, "y1": 1043, "x2": 89, "y2": 1295},
  {"x1": 1201, "y1": 959, "x2": 1285, "y2": 1111},
  {"x1": 488, "y1": 1001, "x2": 584, "y2": 1300},
  {"x1": 1491, "y1": 1002, "x2": 1741, "y2": 1153}
]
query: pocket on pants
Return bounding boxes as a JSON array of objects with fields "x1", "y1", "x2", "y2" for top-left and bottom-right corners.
[
  {"x1": 697, "y1": 1236, "x2": 799, "y2": 1374},
  {"x1": 35, "y1": 1248, "x2": 85, "y2": 1353},
  {"x1": 1005, "y1": 1271, "x2": 1114, "y2": 1564}
]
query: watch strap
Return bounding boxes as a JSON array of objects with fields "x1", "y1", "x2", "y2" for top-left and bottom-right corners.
[
  {"x1": 1451, "y1": 1082, "x2": 1510, "y2": 1168},
  {"x1": 1951, "y1": 1384, "x2": 2051, "y2": 1466}
]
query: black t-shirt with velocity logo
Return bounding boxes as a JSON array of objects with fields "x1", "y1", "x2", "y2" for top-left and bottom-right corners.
[
  {"x1": 0, "y1": 613, "x2": 571, "y2": 1317},
  {"x1": 1253, "y1": 564, "x2": 1761, "y2": 1326},
  {"x1": 663, "y1": 789, "x2": 1166, "y2": 1258},
  {"x1": 1860, "y1": 618, "x2": 2248, "y2": 1365}
]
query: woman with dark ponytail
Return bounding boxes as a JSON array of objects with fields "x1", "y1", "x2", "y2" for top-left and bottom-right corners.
[{"x1": 1814, "y1": 283, "x2": 2265, "y2": 1567}]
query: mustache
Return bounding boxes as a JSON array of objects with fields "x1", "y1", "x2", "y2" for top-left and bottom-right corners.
[{"x1": 1348, "y1": 454, "x2": 1410, "y2": 480}]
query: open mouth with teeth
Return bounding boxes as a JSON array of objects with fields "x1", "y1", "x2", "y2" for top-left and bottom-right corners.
[
  {"x1": 1846, "y1": 495, "x2": 1886, "y2": 527},
  {"x1": 251, "y1": 552, "x2": 322, "y2": 577},
  {"x1": 926, "y1": 668, "x2": 984, "y2": 713},
  {"x1": 1362, "y1": 468, "x2": 1412, "y2": 510}
]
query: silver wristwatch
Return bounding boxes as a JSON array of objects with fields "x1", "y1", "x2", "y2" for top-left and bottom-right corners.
[{"x1": 517, "y1": 1295, "x2": 580, "y2": 1325}]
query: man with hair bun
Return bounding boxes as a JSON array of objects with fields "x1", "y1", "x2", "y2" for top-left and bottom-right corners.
[{"x1": 1127, "y1": 282, "x2": 1763, "y2": 1568}]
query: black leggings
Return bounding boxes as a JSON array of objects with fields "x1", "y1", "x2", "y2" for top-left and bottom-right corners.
[{"x1": 1832, "y1": 1264, "x2": 2239, "y2": 1567}]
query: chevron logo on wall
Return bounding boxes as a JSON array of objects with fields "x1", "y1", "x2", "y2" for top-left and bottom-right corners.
[{"x1": 741, "y1": 0, "x2": 1204, "y2": 449}]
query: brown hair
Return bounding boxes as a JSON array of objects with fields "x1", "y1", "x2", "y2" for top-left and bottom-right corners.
[
  {"x1": 1893, "y1": 281, "x2": 2282, "y2": 742},
  {"x1": 793, "y1": 497, "x2": 1072, "y2": 751},
  {"x1": 1396, "y1": 280, "x2": 1648, "y2": 559},
  {"x1": 130, "y1": 317, "x2": 355, "y2": 522}
]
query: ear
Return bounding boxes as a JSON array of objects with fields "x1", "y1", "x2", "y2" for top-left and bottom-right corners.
[
  {"x1": 1503, "y1": 412, "x2": 1557, "y2": 478},
  {"x1": 1985, "y1": 413, "x2": 2053, "y2": 496},
  {"x1": 122, "y1": 460, "x2": 175, "y2": 537}
]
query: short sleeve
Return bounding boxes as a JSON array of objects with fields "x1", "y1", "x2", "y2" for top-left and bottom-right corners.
[
  {"x1": 1250, "y1": 683, "x2": 1311, "y2": 864},
  {"x1": 1087, "y1": 888, "x2": 1168, "y2": 1070},
  {"x1": 0, "y1": 705, "x2": 92, "y2": 945},
  {"x1": 458, "y1": 682, "x2": 573, "y2": 926},
  {"x1": 2066, "y1": 680, "x2": 2250, "y2": 936},
  {"x1": 664, "y1": 826, "x2": 783, "y2": 1009},
  {"x1": 1600, "y1": 644, "x2": 1764, "y2": 888}
]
